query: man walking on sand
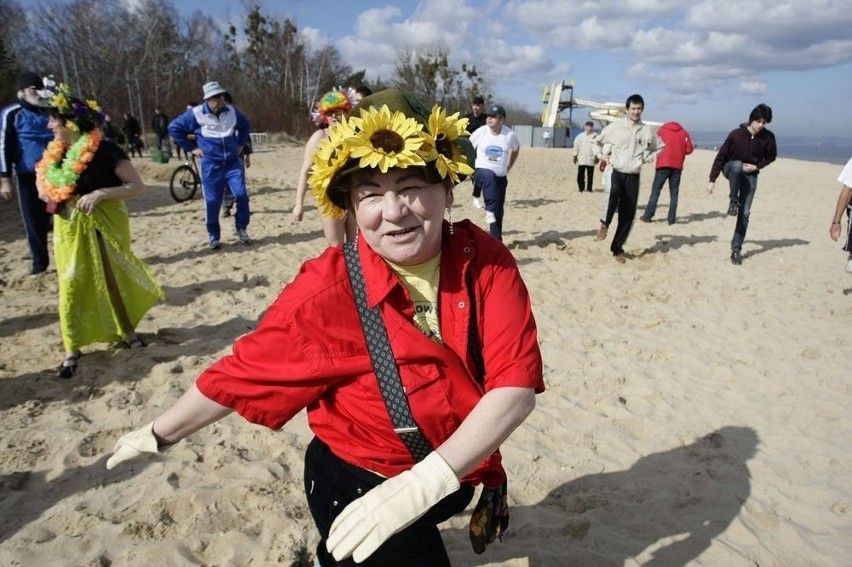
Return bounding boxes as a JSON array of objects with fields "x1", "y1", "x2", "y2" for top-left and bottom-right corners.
[
  {"x1": 465, "y1": 95, "x2": 488, "y2": 209},
  {"x1": 169, "y1": 81, "x2": 252, "y2": 250},
  {"x1": 592, "y1": 94, "x2": 664, "y2": 263},
  {"x1": 707, "y1": 103, "x2": 776, "y2": 266},
  {"x1": 573, "y1": 121, "x2": 597, "y2": 192},
  {"x1": 470, "y1": 104, "x2": 520, "y2": 241}
]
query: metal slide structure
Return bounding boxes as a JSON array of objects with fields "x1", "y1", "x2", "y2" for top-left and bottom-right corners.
[{"x1": 541, "y1": 80, "x2": 662, "y2": 128}]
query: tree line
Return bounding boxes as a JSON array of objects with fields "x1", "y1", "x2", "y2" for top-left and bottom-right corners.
[{"x1": 0, "y1": 0, "x2": 521, "y2": 140}]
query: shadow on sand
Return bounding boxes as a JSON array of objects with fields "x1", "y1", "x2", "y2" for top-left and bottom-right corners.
[{"x1": 447, "y1": 426, "x2": 759, "y2": 566}]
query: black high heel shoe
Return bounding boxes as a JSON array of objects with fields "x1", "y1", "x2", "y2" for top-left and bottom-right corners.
[
  {"x1": 126, "y1": 334, "x2": 146, "y2": 349},
  {"x1": 58, "y1": 352, "x2": 80, "y2": 379}
]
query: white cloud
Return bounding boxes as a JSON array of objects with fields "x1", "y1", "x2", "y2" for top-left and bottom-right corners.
[
  {"x1": 318, "y1": 0, "x2": 852, "y2": 131},
  {"x1": 500, "y1": 0, "x2": 852, "y2": 103},
  {"x1": 339, "y1": 3, "x2": 480, "y2": 81},
  {"x1": 737, "y1": 81, "x2": 767, "y2": 95},
  {"x1": 299, "y1": 26, "x2": 330, "y2": 52}
]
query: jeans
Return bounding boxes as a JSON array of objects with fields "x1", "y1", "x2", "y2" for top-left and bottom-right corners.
[
  {"x1": 723, "y1": 160, "x2": 758, "y2": 206},
  {"x1": 475, "y1": 169, "x2": 508, "y2": 241},
  {"x1": 643, "y1": 168, "x2": 681, "y2": 224},
  {"x1": 723, "y1": 161, "x2": 759, "y2": 251},
  {"x1": 304, "y1": 437, "x2": 474, "y2": 567}
]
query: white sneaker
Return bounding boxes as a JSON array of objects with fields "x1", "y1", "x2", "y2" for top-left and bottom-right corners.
[
  {"x1": 485, "y1": 211, "x2": 497, "y2": 224},
  {"x1": 845, "y1": 256, "x2": 852, "y2": 273},
  {"x1": 472, "y1": 197, "x2": 484, "y2": 209}
]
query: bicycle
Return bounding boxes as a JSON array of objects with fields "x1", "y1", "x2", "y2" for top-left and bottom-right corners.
[{"x1": 169, "y1": 157, "x2": 201, "y2": 202}]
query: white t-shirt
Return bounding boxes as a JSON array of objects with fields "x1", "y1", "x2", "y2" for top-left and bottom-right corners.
[{"x1": 470, "y1": 125, "x2": 520, "y2": 177}]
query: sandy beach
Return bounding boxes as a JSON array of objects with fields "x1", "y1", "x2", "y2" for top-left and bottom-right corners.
[{"x1": 1, "y1": 143, "x2": 850, "y2": 566}]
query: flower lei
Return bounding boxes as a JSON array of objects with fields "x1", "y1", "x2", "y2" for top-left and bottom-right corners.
[
  {"x1": 309, "y1": 102, "x2": 473, "y2": 219},
  {"x1": 35, "y1": 128, "x2": 102, "y2": 202}
]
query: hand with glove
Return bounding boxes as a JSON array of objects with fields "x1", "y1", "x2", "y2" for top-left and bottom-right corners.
[
  {"x1": 106, "y1": 421, "x2": 175, "y2": 470},
  {"x1": 105, "y1": 385, "x2": 233, "y2": 470},
  {"x1": 572, "y1": 155, "x2": 578, "y2": 165},
  {"x1": 326, "y1": 451, "x2": 460, "y2": 563}
]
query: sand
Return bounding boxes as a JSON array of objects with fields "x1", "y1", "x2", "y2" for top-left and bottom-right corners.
[{"x1": 1, "y1": 143, "x2": 850, "y2": 566}]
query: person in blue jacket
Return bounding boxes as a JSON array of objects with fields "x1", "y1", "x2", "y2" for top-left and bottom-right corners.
[
  {"x1": 0, "y1": 72, "x2": 55, "y2": 275},
  {"x1": 168, "y1": 81, "x2": 252, "y2": 250}
]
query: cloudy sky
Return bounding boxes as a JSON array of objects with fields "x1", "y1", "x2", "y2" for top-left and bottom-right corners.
[{"x1": 93, "y1": 0, "x2": 852, "y2": 136}]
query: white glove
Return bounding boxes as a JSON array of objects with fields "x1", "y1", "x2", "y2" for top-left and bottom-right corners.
[
  {"x1": 106, "y1": 421, "x2": 175, "y2": 470},
  {"x1": 326, "y1": 451, "x2": 460, "y2": 563}
]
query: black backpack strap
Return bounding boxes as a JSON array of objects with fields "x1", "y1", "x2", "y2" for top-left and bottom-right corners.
[{"x1": 465, "y1": 269, "x2": 485, "y2": 385}]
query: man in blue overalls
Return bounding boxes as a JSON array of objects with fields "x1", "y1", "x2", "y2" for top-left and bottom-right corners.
[{"x1": 169, "y1": 81, "x2": 252, "y2": 250}]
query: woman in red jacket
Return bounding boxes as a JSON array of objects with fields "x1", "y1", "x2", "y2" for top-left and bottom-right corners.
[
  {"x1": 641, "y1": 121, "x2": 694, "y2": 225},
  {"x1": 107, "y1": 89, "x2": 544, "y2": 567}
]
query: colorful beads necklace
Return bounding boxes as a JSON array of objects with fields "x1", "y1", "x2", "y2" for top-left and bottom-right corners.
[{"x1": 36, "y1": 128, "x2": 102, "y2": 202}]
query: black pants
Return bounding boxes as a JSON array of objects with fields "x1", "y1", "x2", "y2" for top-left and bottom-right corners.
[
  {"x1": 304, "y1": 437, "x2": 474, "y2": 567},
  {"x1": 604, "y1": 170, "x2": 640, "y2": 255},
  {"x1": 16, "y1": 173, "x2": 52, "y2": 271},
  {"x1": 577, "y1": 165, "x2": 594, "y2": 192}
]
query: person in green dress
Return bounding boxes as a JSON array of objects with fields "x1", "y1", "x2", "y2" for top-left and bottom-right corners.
[{"x1": 36, "y1": 82, "x2": 164, "y2": 378}]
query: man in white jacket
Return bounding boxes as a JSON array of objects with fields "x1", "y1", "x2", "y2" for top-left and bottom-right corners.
[
  {"x1": 592, "y1": 94, "x2": 664, "y2": 263},
  {"x1": 573, "y1": 121, "x2": 597, "y2": 192}
]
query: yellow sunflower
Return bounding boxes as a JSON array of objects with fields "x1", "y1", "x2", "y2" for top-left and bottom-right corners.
[
  {"x1": 346, "y1": 104, "x2": 427, "y2": 173},
  {"x1": 51, "y1": 93, "x2": 69, "y2": 113},
  {"x1": 424, "y1": 105, "x2": 474, "y2": 183}
]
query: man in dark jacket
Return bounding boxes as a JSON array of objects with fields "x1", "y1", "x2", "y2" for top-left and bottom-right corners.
[
  {"x1": 707, "y1": 103, "x2": 777, "y2": 265},
  {"x1": 122, "y1": 112, "x2": 143, "y2": 157},
  {"x1": 464, "y1": 96, "x2": 488, "y2": 208},
  {"x1": 151, "y1": 107, "x2": 172, "y2": 158},
  {"x1": 0, "y1": 71, "x2": 54, "y2": 275}
]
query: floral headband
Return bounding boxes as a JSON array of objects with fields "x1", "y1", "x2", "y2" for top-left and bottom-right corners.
[
  {"x1": 309, "y1": 87, "x2": 359, "y2": 125},
  {"x1": 308, "y1": 89, "x2": 475, "y2": 218},
  {"x1": 44, "y1": 80, "x2": 105, "y2": 133}
]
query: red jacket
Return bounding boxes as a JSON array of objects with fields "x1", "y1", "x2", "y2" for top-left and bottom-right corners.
[
  {"x1": 196, "y1": 220, "x2": 544, "y2": 487},
  {"x1": 655, "y1": 121, "x2": 693, "y2": 170}
]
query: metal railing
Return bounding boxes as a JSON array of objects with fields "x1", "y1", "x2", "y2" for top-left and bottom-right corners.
[{"x1": 250, "y1": 132, "x2": 269, "y2": 150}]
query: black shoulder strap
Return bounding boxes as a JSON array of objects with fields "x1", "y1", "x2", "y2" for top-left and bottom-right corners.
[{"x1": 343, "y1": 240, "x2": 432, "y2": 462}]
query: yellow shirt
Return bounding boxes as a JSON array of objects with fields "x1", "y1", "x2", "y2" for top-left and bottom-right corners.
[{"x1": 386, "y1": 253, "x2": 442, "y2": 343}]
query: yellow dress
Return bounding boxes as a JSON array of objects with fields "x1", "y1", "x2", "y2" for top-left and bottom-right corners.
[{"x1": 52, "y1": 145, "x2": 164, "y2": 352}]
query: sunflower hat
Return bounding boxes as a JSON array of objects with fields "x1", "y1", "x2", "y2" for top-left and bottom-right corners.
[
  {"x1": 309, "y1": 88, "x2": 475, "y2": 218},
  {"x1": 43, "y1": 79, "x2": 105, "y2": 133}
]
